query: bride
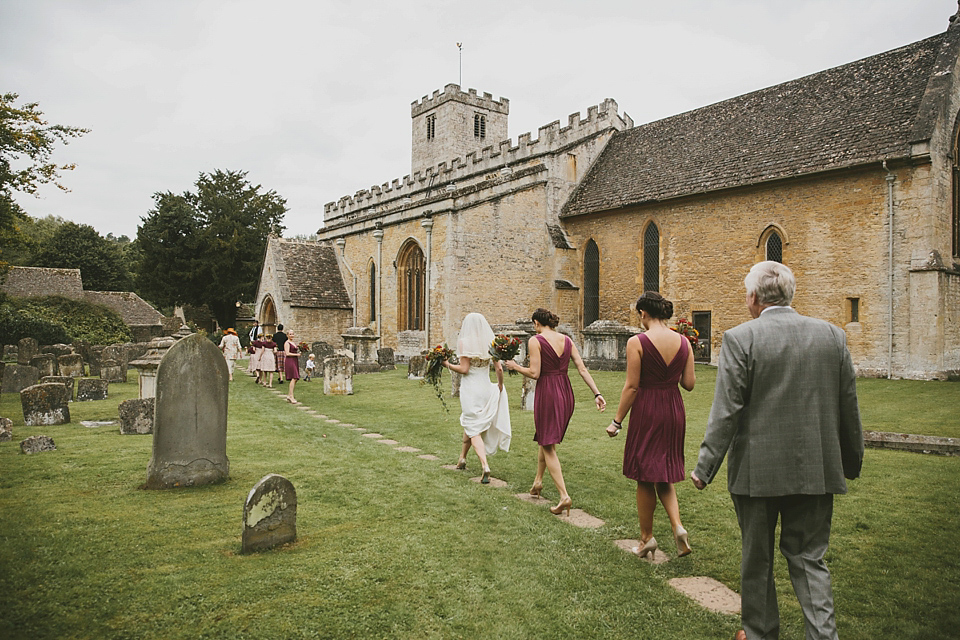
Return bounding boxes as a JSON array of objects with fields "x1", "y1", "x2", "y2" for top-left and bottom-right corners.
[{"x1": 443, "y1": 313, "x2": 512, "y2": 483}]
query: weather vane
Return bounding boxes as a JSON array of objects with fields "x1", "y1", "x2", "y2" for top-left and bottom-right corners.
[{"x1": 456, "y1": 42, "x2": 463, "y2": 86}]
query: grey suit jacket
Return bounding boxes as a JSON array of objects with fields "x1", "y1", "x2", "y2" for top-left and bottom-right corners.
[{"x1": 694, "y1": 307, "x2": 863, "y2": 497}]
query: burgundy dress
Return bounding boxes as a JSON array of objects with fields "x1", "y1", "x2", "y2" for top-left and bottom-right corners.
[
  {"x1": 622, "y1": 333, "x2": 689, "y2": 483},
  {"x1": 284, "y1": 343, "x2": 300, "y2": 380},
  {"x1": 533, "y1": 334, "x2": 576, "y2": 446}
]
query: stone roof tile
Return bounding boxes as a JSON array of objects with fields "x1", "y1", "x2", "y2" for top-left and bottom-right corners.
[
  {"x1": 277, "y1": 240, "x2": 352, "y2": 309},
  {"x1": 83, "y1": 291, "x2": 164, "y2": 325}
]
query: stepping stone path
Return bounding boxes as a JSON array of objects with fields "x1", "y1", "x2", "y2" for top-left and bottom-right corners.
[{"x1": 250, "y1": 373, "x2": 739, "y2": 616}]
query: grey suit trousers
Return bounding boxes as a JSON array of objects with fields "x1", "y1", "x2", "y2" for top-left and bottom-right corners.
[{"x1": 732, "y1": 493, "x2": 837, "y2": 640}]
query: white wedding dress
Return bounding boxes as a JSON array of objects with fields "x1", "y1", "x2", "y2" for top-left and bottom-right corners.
[{"x1": 459, "y1": 358, "x2": 511, "y2": 455}]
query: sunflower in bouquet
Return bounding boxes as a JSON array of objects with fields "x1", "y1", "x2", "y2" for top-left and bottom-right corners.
[
  {"x1": 489, "y1": 334, "x2": 522, "y2": 375},
  {"x1": 423, "y1": 343, "x2": 458, "y2": 411}
]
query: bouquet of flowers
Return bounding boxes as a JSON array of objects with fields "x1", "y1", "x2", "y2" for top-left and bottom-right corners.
[
  {"x1": 489, "y1": 334, "x2": 522, "y2": 375},
  {"x1": 423, "y1": 343, "x2": 458, "y2": 411},
  {"x1": 671, "y1": 318, "x2": 700, "y2": 347},
  {"x1": 298, "y1": 341, "x2": 310, "y2": 353}
]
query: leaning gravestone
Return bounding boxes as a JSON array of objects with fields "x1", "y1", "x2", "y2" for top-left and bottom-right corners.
[
  {"x1": 21, "y1": 383, "x2": 70, "y2": 426},
  {"x1": 324, "y1": 354, "x2": 354, "y2": 395},
  {"x1": 145, "y1": 333, "x2": 229, "y2": 489},
  {"x1": 378, "y1": 347, "x2": 396, "y2": 371},
  {"x1": 20, "y1": 435, "x2": 56, "y2": 454},
  {"x1": 30, "y1": 354, "x2": 58, "y2": 378},
  {"x1": 0, "y1": 417, "x2": 12, "y2": 442},
  {"x1": 40, "y1": 375, "x2": 74, "y2": 400},
  {"x1": 58, "y1": 354, "x2": 85, "y2": 378},
  {"x1": 18, "y1": 337, "x2": 38, "y2": 365},
  {"x1": 241, "y1": 474, "x2": 297, "y2": 553},
  {"x1": 76, "y1": 378, "x2": 108, "y2": 401},
  {"x1": 407, "y1": 355, "x2": 426, "y2": 379},
  {"x1": 100, "y1": 359, "x2": 127, "y2": 383},
  {"x1": 2, "y1": 365, "x2": 39, "y2": 394},
  {"x1": 119, "y1": 397, "x2": 154, "y2": 435}
]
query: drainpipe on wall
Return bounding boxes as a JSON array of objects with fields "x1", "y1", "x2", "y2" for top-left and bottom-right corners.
[
  {"x1": 883, "y1": 160, "x2": 896, "y2": 379},
  {"x1": 421, "y1": 216, "x2": 434, "y2": 349},
  {"x1": 335, "y1": 237, "x2": 358, "y2": 327},
  {"x1": 373, "y1": 225, "x2": 384, "y2": 347}
]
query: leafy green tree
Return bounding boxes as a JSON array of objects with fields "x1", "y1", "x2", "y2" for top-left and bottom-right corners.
[
  {"x1": 136, "y1": 170, "x2": 286, "y2": 329},
  {"x1": 32, "y1": 221, "x2": 135, "y2": 291}
]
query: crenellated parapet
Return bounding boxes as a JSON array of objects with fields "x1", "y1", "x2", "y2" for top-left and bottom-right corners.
[
  {"x1": 411, "y1": 83, "x2": 509, "y2": 117},
  {"x1": 325, "y1": 98, "x2": 633, "y2": 222}
]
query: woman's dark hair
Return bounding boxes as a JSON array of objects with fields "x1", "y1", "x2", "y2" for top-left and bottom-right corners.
[
  {"x1": 635, "y1": 291, "x2": 674, "y2": 320},
  {"x1": 532, "y1": 308, "x2": 560, "y2": 328}
]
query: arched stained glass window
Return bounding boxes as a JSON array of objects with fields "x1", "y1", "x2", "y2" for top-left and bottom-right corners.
[
  {"x1": 583, "y1": 240, "x2": 600, "y2": 327},
  {"x1": 643, "y1": 223, "x2": 660, "y2": 292},
  {"x1": 397, "y1": 242, "x2": 425, "y2": 331},
  {"x1": 369, "y1": 262, "x2": 377, "y2": 324}
]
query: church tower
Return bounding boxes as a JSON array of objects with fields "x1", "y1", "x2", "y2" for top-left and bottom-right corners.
[{"x1": 411, "y1": 83, "x2": 509, "y2": 174}]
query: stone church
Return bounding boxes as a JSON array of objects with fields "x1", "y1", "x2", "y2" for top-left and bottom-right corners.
[{"x1": 255, "y1": 12, "x2": 960, "y2": 380}]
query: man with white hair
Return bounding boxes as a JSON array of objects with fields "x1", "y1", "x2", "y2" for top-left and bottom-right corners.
[{"x1": 691, "y1": 261, "x2": 863, "y2": 640}]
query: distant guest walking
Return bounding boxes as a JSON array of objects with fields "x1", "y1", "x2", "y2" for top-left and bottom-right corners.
[
  {"x1": 691, "y1": 262, "x2": 863, "y2": 640},
  {"x1": 505, "y1": 308, "x2": 605, "y2": 516},
  {"x1": 284, "y1": 329, "x2": 300, "y2": 404},
  {"x1": 218, "y1": 328, "x2": 242, "y2": 381},
  {"x1": 607, "y1": 292, "x2": 696, "y2": 559},
  {"x1": 248, "y1": 320, "x2": 262, "y2": 343},
  {"x1": 273, "y1": 324, "x2": 288, "y2": 383},
  {"x1": 258, "y1": 335, "x2": 277, "y2": 388}
]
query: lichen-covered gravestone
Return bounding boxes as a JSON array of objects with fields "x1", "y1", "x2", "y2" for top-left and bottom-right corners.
[
  {"x1": 20, "y1": 434, "x2": 56, "y2": 454},
  {"x1": 2, "y1": 364, "x2": 39, "y2": 394},
  {"x1": 378, "y1": 347, "x2": 396, "y2": 371},
  {"x1": 323, "y1": 354, "x2": 354, "y2": 395},
  {"x1": 58, "y1": 354, "x2": 85, "y2": 378},
  {"x1": 17, "y1": 337, "x2": 38, "y2": 365},
  {"x1": 40, "y1": 375, "x2": 74, "y2": 400},
  {"x1": 407, "y1": 355, "x2": 426, "y2": 379},
  {"x1": 0, "y1": 417, "x2": 12, "y2": 442},
  {"x1": 119, "y1": 397, "x2": 154, "y2": 434},
  {"x1": 21, "y1": 383, "x2": 70, "y2": 426},
  {"x1": 100, "y1": 359, "x2": 127, "y2": 383},
  {"x1": 76, "y1": 378, "x2": 108, "y2": 401},
  {"x1": 145, "y1": 333, "x2": 229, "y2": 489},
  {"x1": 241, "y1": 474, "x2": 297, "y2": 553},
  {"x1": 30, "y1": 354, "x2": 58, "y2": 378}
]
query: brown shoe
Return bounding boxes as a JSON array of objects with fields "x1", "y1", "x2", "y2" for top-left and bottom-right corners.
[{"x1": 733, "y1": 631, "x2": 747, "y2": 640}]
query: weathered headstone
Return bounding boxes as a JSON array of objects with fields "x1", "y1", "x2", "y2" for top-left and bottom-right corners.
[
  {"x1": 123, "y1": 342, "x2": 150, "y2": 366},
  {"x1": 119, "y1": 397, "x2": 154, "y2": 434},
  {"x1": 323, "y1": 354, "x2": 354, "y2": 395},
  {"x1": 21, "y1": 383, "x2": 70, "y2": 426},
  {"x1": 17, "y1": 337, "x2": 38, "y2": 365},
  {"x1": 87, "y1": 345, "x2": 104, "y2": 377},
  {"x1": 100, "y1": 359, "x2": 127, "y2": 383},
  {"x1": 76, "y1": 378, "x2": 109, "y2": 401},
  {"x1": 30, "y1": 353, "x2": 58, "y2": 378},
  {"x1": 407, "y1": 355, "x2": 426, "y2": 379},
  {"x1": 0, "y1": 417, "x2": 12, "y2": 442},
  {"x1": 311, "y1": 341, "x2": 335, "y2": 361},
  {"x1": 3, "y1": 345, "x2": 17, "y2": 362},
  {"x1": 521, "y1": 376, "x2": 537, "y2": 411},
  {"x1": 42, "y1": 344, "x2": 75, "y2": 358},
  {"x1": 58, "y1": 354, "x2": 85, "y2": 378},
  {"x1": 451, "y1": 370, "x2": 462, "y2": 398},
  {"x1": 2, "y1": 364, "x2": 39, "y2": 394},
  {"x1": 20, "y1": 434, "x2": 56, "y2": 454},
  {"x1": 0, "y1": 361, "x2": 4, "y2": 393},
  {"x1": 145, "y1": 332, "x2": 229, "y2": 489},
  {"x1": 377, "y1": 347, "x2": 396, "y2": 371},
  {"x1": 40, "y1": 375, "x2": 74, "y2": 400},
  {"x1": 341, "y1": 327, "x2": 381, "y2": 373},
  {"x1": 241, "y1": 474, "x2": 297, "y2": 553},
  {"x1": 102, "y1": 345, "x2": 127, "y2": 368}
]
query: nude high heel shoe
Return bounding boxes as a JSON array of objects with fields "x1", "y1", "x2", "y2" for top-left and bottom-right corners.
[
  {"x1": 529, "y1": 482, "x2": 543, "y2": 498},
  {"x1": 632, "y1": 536, "x2": 658, "y2": 559},
  {"x1": 549, "y1": 496, "x2": 572, "y2": 516},
  {"x1": 674, "y1": 525, "x2": 692, "y2": 557}
]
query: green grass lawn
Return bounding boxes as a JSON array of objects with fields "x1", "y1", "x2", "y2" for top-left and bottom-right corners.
[{"x1": 0, "y1": 364, "x2": 957, "y2": 639}]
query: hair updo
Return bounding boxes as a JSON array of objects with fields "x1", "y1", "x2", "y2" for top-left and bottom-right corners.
[
  {"x1": 532, "y1": 308, "x2": 560, "y2": 328},
  {"x1": 635, "y1": 291, "x2": 674, "y2": 320}
]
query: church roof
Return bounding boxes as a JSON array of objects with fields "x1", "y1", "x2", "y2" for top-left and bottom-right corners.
[
  {"x1": 83, "y1": 291, "x2": 164, "y2": 326},
  {"x1": 275, "y1": 239, "x2": 352, "y2": 309},
  {"x1": 562, "y1": 29, "x2": 953, "y2": 218}
]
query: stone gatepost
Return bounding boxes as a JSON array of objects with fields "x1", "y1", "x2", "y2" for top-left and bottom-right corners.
[
  {"x1": 323, "y1": 354, "x2": 354, "y2": 395},
  {"x1": 145, "y1": 333, "x2": 229, "y2": 489},
  {"x1": 241, "y1": 474, "x2": 297, "y2": 553},
  {"x1": 341, "y1": 327, "x2": 381, "y2": 373},
  {"x1": 581, "y1": 320, "x2": 641, "y2": 371},
  {"x1": 21, "y1": 383, "x2": 71, "y2": 426},
  {"x1": 2, "y1": 365, "x2": 39, "y2": 394},
  {"x1": 407, "y1": 355, "x2": 426, "y2": 379},
  {"x1": 119, "y1": 397, "x2": 155, "y2": 434},
  {"x1": 40, "y1": 375, "x2": 74, "y2": 401},
  {"x1": 57, "y1": 354, "x2": 85, "y2": 378},
  {"x1": 76, "y1": 378, "x2": 109, "y2": 401},
  {"x1": 30, "y1": 354, "x2": 58, "y2": 378},
  {"x1": 17, "y1": 338, "x2": 38, "y2": 365},
  {"x1": 129, "y1": 337, "x2": 176, "y2": 399}
]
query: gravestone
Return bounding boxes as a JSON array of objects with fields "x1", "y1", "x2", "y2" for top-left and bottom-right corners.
[
  {"x1": 241, "y1": 474, "x2": 297, "y2": 553},
  {"x1": 323, "y1": 354, "x2": 354, "y2": 395},
  {"x1": 451, "y1": 370, "x2": 461, "y2": 398},
  {"x1": 21, "y1": 383, "x2": 70, "y2": 426},
  {"x1": 87, "y1": 345, "x2": 104, "y2": 377},
  {"x1": 76, "y1": 378, "x2": 109, "y2": 401},
  {"x1": 407, "y1": 355, "x2": 426, "y2": 379},
  {"x1": 40, "y1": 375, "x2": 74, "y2": 400},
  {"x1": 311, "y1": 341, "x2": 335, "y2": 361},
  {"x1": 42, "y1": 344, "x2": 74, "y2": 358},
  {"x1": 17, "y1": 337, "x2": 38, "y2": 365},
  {"x1": 341, "y1": 327, "x2": 381, "y2": 373},
  {"x1": 30, "y1": 354, "x2": 58, "y2": 378},
  {"x1": 102, "y1": 345, "x2": 127, "y2": 368},
  {"x1": 20, "y1": 435, "x2": 56, "y2": 454},
  {"x1": 2, "y1": 365, "x2": 39, "y2": 394},
  {"x1": 378, "y1": 347, "x2": 396, "y2": 371},
  {"x1": 119, "y1": 397, "x2": 154, "y2": 435},
  {"x1": 58, "y1": 354, "x2": 85, "y2": 378},
  {"x1": 145, "y1": 332, "x2": 229, "y2": 489},
  {"x1": 123, "y1": 342, "x2": 150, "y2": 366},
  {"x1": 0, "y1": 361, "x2": 4, "y2": 393},
  {"x1": 100, "y1": 359, "x2": 127, "y2": 383},
  {"x1": 521, "y1": 376, "x2": 537, "y2": 411},
  {"x1": 0, "y1": 417, "x2": 12, "y2": 442},
  {"x1": 3, "y1": 345, "x2": 17, "y2": 361}
]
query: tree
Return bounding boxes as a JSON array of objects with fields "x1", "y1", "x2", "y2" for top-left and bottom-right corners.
[
  {"x1": 136, "y1": 170, "x2": 286, "y2": 329},
  {"x1": 32, "y1": 221, "x2": 135, "y2": 291}
]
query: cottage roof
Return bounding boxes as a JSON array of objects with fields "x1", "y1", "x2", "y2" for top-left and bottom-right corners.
[
  {"x1": 275, "y1": 239, "x2": 352, "y2": 309},
  {"x1": 83, "y1": 291, "x2": 164, "y2": 326},
  {"x1": 0, "y1": 266, "x2": 83, "y2": 299},
  {"x1": 562, "y1": 29, "x2": 954, "y2": 218}
]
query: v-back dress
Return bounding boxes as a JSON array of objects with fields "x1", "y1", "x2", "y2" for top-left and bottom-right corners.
[
  {"x1": 622, "y1": 333, "x2": 689, "y2": 483},
  {"x1": 459, "y1": 358, "x2": 512, "y2": 455},
  {"x1": 533, "y1": 334, "x2": 576, "y2": 446}
]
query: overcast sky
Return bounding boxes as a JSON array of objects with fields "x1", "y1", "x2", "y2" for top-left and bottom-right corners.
[{"x1": 1, "y1": 0, "x2": 954, "y2": 239}]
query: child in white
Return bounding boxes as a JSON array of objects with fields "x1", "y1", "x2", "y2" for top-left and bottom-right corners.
[{"x1": 304, "y1": 353, "x2": 316, "y2": 381}]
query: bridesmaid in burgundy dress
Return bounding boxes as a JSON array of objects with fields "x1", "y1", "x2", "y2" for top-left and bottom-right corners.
[
  {"x1": 607, "y1": 292, "x2": 696, "y2": 559},
  {"x1": 283, "y1": 330, "x2": 301, "y2": 404},
  {"x1": 506, "y1": 308, "x2": 606, "y2": 516}
]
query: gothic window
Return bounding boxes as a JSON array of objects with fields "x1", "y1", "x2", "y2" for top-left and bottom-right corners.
[
  {"x1": 397, "y1": 241, "x2": 425, "y2": 331},
  {"x1": 583, "y1": 240, "x2": 600, "y2": 327},
  {"x1": 766, "y1": 231, "x2": 783, "y2": 263},
  {"x1": 426, "y1": 114, "x2": 436, "y2": 141},
  {"x1": 474, "y1": 114, "x2": 486, "y2": 139},
  {"x1": 643, "y1": 222, "x2": 660, "y2": 292},
  {"x1": 369, "y1": 262, "x2": 377, "y2": 324}
]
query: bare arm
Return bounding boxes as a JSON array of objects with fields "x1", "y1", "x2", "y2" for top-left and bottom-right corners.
[
  {"x1": 680, "y1": 340, "x2": 696, "y2": 391},
  {"x1": 443, "y1": 357, "x2": 471, "y2": 375},
  {"x1": 607, "y1": 335, "x2": 642, "y2": 436},
  {"x1": 504, "y1": 336, "x2": 542, "y2": 379},
  {"x1": 568, "y1": 340, "x2": 606, "y2": 411},
  {"x1": 494, "y1": 360, "x2": 504, "y2": 391}
]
